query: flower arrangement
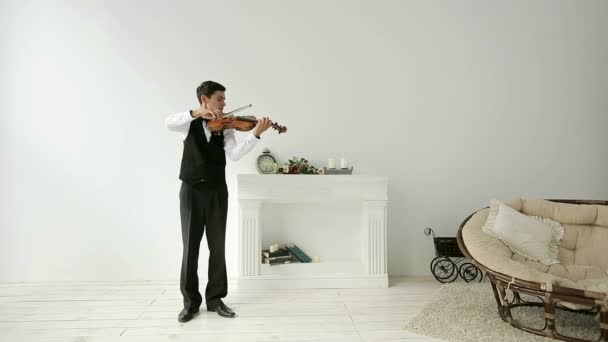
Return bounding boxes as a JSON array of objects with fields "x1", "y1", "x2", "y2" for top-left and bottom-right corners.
[{"x1": 276, "y1": 157, "x2": 325, "y2": 174}]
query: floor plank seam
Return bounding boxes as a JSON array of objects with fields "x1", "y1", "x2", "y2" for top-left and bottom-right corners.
[{"x1": 137, "y1": 298, "x2": 156, "y2": 320}]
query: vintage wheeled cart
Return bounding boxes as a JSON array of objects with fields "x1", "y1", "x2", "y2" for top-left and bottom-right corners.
[{"x1": 424, "y1": 227, "x2": 484, "y2": 283}]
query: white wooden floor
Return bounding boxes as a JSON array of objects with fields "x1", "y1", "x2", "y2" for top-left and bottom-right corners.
[{"x1": 0, "y1": 276, "x2": 444, "y2": 342}]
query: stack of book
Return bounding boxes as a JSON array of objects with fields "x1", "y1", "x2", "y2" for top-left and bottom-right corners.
[
  {"x1": 262, "y1": 247, "x2": 293, "y2": 266},
  {"x1": 262, "y1": 244, "x2": 313, "y2": 266}
]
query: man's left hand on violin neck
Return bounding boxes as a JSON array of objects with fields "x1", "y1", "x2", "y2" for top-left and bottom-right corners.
[{"x1": 253, "y1": 117, "x2": 273, "y2": 138}]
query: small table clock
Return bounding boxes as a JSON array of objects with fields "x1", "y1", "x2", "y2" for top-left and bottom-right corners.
[{"x1": 256, "y1": 148, "x2": 277, "y2": 174}]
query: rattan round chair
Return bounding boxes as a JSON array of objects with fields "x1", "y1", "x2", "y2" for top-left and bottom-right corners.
[{"x1": 457, "y1": 199, "x2": 608, "y2": 342}]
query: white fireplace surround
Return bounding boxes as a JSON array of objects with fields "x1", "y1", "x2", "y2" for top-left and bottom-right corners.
[{"x1": 236, "y1": 174, "x2": 389, "y2": 289}]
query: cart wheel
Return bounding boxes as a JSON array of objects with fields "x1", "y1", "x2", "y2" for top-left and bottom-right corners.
[
  {"x1": 471, "y1": 265, "x2": 484, "y2": 282},
  {"x1": 430, "y1": 256, "x2": 442, "y2": 275},
  {"x1": 432, "y1": 257, "x2": 458, "y2": 283},
  {"x1": 458, "y1": 262, "x2": 483, "y2": 283}
]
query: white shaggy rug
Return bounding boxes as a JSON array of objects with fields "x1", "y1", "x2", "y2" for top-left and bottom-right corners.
[{"x1": 404, "y1": 282, "x2": 601, "y2": 342}]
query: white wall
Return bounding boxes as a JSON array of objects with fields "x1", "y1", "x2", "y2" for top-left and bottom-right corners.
[{"x1": 2, "y1": 0, "x2": 607, "y2": 282}]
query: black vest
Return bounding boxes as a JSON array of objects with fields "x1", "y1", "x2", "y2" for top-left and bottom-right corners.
[{"x1": 179, "y1": 118, "x2": 226, "y2": 185}]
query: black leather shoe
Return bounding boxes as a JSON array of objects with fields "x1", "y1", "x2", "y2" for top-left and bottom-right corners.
[
  {"x1": 178, "y1": 307, "x2": 199, "y2": 322},
  {"x1": 207, "y1": 302, "x2": 235, "y2": 318}
]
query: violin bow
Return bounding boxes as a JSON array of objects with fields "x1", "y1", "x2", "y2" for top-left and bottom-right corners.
[{"x1": 222, "y1": 104, "x2": 252, "y2": 117}]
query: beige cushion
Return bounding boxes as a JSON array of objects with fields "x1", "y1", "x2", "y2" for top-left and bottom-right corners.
[
  {"x1": 462, "y1": 198, "x2": 608, "y2": 294},
  {"x1": 521, "y1": 198, "x2": 598, "y2": 225},
  {"x1": 597, "y1": 205, "x2": 608, "y2": 227},
  {"x1": 483, "y1": 199, "x2": 564, "y2": 265}
]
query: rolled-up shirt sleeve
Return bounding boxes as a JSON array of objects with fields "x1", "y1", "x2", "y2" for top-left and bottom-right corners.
[
  {"x1": 223, "y1": 129, "x2": 260, "y2": 161},
  {"x1": 165, "y1": 111, "x2": 195, "y2": 137}
]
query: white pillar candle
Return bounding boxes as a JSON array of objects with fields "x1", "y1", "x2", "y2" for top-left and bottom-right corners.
[
  {"x1": 340, "y1": 158, "x2": 347, "y2": 169},
  {"x1": 327, "y1": 158, "x2": 336, "y2": 169},
  {"x1": 269, "y1": 244, "x2": 279, "y2": 253}
]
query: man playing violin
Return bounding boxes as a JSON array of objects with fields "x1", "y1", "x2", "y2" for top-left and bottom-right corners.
[{"x1": 165, "y1": 80, "x2": 272, "y2": 322}]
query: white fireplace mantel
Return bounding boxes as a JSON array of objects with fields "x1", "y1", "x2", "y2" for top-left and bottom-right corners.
[{"x1": 236, "y1": 174, "x2": 389, "y2": 289}]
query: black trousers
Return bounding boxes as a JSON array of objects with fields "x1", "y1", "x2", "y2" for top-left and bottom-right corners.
[{"x1": 179, "y1": 181, "x2": 228, "y2": 310}]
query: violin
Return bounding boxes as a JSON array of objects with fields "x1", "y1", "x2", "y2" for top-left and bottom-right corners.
[
  {"x1": 205, "y1": 104, "x2": 287, "y2": 134},
  {"x1": 207, "y1": 115, "x2": 287, "y2": 134}
]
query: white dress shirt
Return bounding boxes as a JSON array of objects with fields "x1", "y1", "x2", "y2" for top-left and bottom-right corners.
[{"x1": 165, "y1": 111, "x2": 259, "y2": 161}]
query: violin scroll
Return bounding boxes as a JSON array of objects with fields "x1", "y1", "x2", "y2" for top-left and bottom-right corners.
[{"x1": 271, "y1": 121, "x2": 287, "y2": 134}]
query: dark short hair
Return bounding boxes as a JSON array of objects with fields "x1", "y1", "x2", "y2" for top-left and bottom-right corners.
[{"x1": 196, "y1": 81, "x2": 226, "y2": 104}]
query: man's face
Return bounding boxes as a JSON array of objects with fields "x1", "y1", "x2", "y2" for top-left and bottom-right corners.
[{"x1": 202, "y1": 91, "x2": 226, "y2": 113}]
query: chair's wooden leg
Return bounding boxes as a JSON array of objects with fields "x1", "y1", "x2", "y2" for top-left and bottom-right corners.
[
  {"x1": 544, "y1": 296, "x2": 556, "y2": 339},
  {"x1": 513, "y1": 291, "x2": 523, "y2": 304},
  {"x1": 496, "y1": 283, "x2": 513, "y2": 323},
  {"x1": 490, "y1": 281, "x2": 504, "y2": 317},
  {"x1": 600, "y1": 306, "x2": 608, "y2": 342}
]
